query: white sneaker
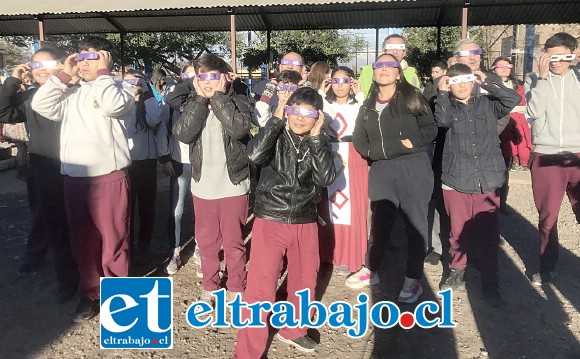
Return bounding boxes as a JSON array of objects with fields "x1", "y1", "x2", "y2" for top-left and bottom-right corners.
[
  {"x1": 345, "y1": 267, "x2": 380, "y2": 289},
  {"x1": 200, "y1": 290, "x2": 215, "y2": 307},
  {"x1": 165, "y1": 253, "x2": 181, "y2": 275},
  {"x1": 193, "y1": 245, "x2": 201, "y2": 266},
  {"x1": 398, "y1": 277, "x2": 423, "y2": 304}
]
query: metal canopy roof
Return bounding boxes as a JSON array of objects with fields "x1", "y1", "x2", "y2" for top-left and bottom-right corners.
[{"x1": 0, "y1": 0, "x2": 579, "y2": 35}]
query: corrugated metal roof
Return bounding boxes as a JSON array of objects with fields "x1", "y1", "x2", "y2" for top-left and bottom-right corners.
[{"x1": 0, "y1": 0, "x2": 578, "y2": 35}]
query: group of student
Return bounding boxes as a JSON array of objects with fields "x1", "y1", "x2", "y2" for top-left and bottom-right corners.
[{"x1": 0, "y1": 30, "x2": 578, "y2": 358}]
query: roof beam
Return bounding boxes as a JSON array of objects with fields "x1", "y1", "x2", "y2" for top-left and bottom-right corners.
[{"x1": 102, "y1": 13, "x2": 126, "y2": 33}]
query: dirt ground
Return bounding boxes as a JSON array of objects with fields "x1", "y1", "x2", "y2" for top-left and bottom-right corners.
[{"x1": 0, "y1": 167, "x2": 578, "y2": 359}]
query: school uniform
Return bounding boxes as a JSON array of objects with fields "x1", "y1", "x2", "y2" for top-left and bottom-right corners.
[
  {"x1": 434, "y1": 78, "x2": 521, "y2": 291},
  {"x1": 234, "y1": 116, "x2": 336, "y2": 359},
  {"x1": 31, "y1": 70, "x2": 134, "y2": 300}
]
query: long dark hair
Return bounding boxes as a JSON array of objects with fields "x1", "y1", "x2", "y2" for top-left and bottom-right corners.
[
  {"x1": 365, "y1": 54, "x2": 429, "y2": 118},
  {"x1": 326, "y1": 66, "x2": 358, "y2": 105},
  {"x1": 125, "y1": 69, "x2": 154, "y2": 132},
  {"x1": 491, "y1": 56, "x2": 519, "y2": 89}
]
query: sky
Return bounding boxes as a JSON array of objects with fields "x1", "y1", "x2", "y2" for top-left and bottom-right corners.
[{"x1": 339, "y1": 28, "x2": 403, "y2": 72}]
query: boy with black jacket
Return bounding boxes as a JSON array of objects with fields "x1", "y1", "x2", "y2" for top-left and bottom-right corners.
[
  {"x1": 435, "y1": 64, "x2": 521, "y2": 307},
  {"x1": 172, "y1": 54, "x2": 252, "y2": 303},
  {"x1": 233, "y1": 87, "x2": 336, "y2": 358}
]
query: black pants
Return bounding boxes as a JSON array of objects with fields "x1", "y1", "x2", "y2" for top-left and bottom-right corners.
[
  {"x1": 128, "y1": 159, "x2": 158, "y2": 250},
  {"x1": 365, "y1": 152, "x2": 433, "y2": 279},
  {"x1": 26, "y1": 165, "x2": 78, "y2": 289}
]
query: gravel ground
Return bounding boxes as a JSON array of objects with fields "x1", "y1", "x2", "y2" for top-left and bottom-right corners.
[{"x1": 0, "y1": 168, "x2": 578, "y2": 359}]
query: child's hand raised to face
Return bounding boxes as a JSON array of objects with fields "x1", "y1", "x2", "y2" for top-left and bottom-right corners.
[
  {"x1": 310, "y1": 110, "x2": 325, "y2": 137},
  {"x1": 97, "y1": 51, "x2": 112, "y2": 72},
  {"x1": 472, "y1": 70, "x2": 487, "y2": 84},
  {"x1": 438, "y1": 76, "x2": 450, "y2": 91},
  {"x1": 274, "y1": 93, "x2": 289, "y2": 120},
  {"x1": 63, "y1": 54, "x2": 80, "y2": 78}
]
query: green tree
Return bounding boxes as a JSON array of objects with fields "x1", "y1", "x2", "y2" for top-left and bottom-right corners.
[
  {"x1": 241, "y1": 30, "x2": 365, "y2": 72},
  {"x1": 402, "y1": 27, "x2": 487, "y2": 77},
  {"x1": 3, "y1": 32, "x2": 232, "y2": 74},
  {"x1": 0, "y1": 39, "x2": 31, "y2": 69}
]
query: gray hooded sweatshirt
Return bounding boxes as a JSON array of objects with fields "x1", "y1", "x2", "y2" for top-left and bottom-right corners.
[{"x1": 526, "y1": 67, "x2": 580, "y2": 155}]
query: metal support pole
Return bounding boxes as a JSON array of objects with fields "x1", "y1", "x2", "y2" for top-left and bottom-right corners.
[
  {"x1": 266, "y1": 29, "x2": 272, "y2": 79},
  {"x1": 38, "y1": 18, "x2": 45, "y2": 44},
  {"x1": 120, "y1": 32, "x2": 126, "y2": 76},
  {"x1": 437, "y1": 25, "x2": 442, "y2": 58},
  {"x1": 461, "y1": 7, "x2": 468, "y2": 39},
  {"x1": 375, "y1": 28, "x2": 380, "y2": 58},
  {"x1": 230, "y1": 10, "x2": 237, "y2": 73}
]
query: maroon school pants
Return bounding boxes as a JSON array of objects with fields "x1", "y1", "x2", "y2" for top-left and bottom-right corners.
[
  {"x1": 443, "y1": 188, "x2": 500, "y2": 288},
  {"x1": 529, "y1": 152, "x2": 580, "y2": 273},
  {"x1": 193, "y1": 194, "x2": 248, "y2": 292},
  {"x1": 64, "y1": 170, "x2": 131, "y2": 299},
  {"x1": 234, "y1": 218, "x2": 319, "y2": 359}
]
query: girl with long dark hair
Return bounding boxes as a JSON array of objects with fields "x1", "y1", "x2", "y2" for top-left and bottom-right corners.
[
  {"x1": 350, "y1": 54, "x2": 437, "y2": 304},
  {"x1": 123, "y1": 70, "x2": 162, "y2": 265}
]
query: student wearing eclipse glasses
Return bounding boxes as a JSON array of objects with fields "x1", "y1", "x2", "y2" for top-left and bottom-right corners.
[
  {"x1": 525, "y1": 32, "x2": 580, "y2": 287},
  {"x1": 234, "y1": 87, "x2": 336, "y2": 357},
  {"x1": 31, "y1": 36, "x2": 135, "y2": 322},
  {"x1": 173, "y1": 53, "x2": 252, "y2": 305},
  {"x1": 435, "y1": 63, "x2": 521, "y2": 307},
  {"x1": 350, "y1": 54, "x2": 437, "y2": 303},
  {"x1": 0, "y1": 46, "x2": 79, "y2": 306}
]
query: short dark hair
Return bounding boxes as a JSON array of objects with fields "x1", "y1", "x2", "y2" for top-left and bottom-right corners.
[
  {"x1": 33, "y1": 47, "x2": 67, "y2": 62},
  {"x1": 431, "y1": 61, "x2": 448, "y2": 71},
  {"x1": 78, "y1": 36, "x2": 114, "y2": 53},
  {"x1": 545, "y1": 32, "x2": 577, "y2": 51},
  {"x1": 194, "y1": 53, "x2": 230, "y2": 74},
  {"x1": 446, "y1": 63, "x2": 472, "y2": 78},
  {"x1": 286, "y1": 87, "x2": 323, "y2": 112},
  {"x1": 277, "y1": 70, "x2": 302, "y2": 85}
]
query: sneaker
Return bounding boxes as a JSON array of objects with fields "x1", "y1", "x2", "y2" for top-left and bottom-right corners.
[
  {"x1": 165, "y1": 253, "x2": 182, "y2": 275},
  {"x1": 345, "y1": 267, "x2": 380, "y2": 289},
  {"x1": 398, "y1": 277, "x2": 424, "y2": 304},
  {"x1": 509, "y1": 163, "x2": 522, "y2": 172},
  {"x1": 531, "y1": 271, "x2": 557, "y2": 286},
  {"x1": 441, "y1": 268, "x2": 466, "y2": 291},
  {"x1": 193, "y1": 245, "x2": 201, "y2": 266},
  {"x1": 424, "y1": 251, "x2": 441, "y2": 266},
  {"x1": 196, "y1": 266, "x2": 204, "y2": 278},
  {"x1": 275, "y1": 333, "x2": 317, "y2": 353},
  {"x1": 483, "y1": 288, "x2": 503, "y2": 308},
  {"x1": 73, "y1": 297, "x2": 99, "y2": 323},
  {"x1": 333, "y1": 264, "x2": 351, "y2": 276}
]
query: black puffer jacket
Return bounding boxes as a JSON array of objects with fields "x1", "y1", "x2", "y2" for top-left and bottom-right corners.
[
  {"x1": 247, "y1": 116, "x2": 336, "y2": 224},
  {"x1": 352, "y1": 91, "x2": 438, "y2": 161},
  {"x1": 172, "y1": 87, "x2": 252, "y2": 184},
  {"x1": 434, "y1": 78, "x2": 521, "y2": 194}
]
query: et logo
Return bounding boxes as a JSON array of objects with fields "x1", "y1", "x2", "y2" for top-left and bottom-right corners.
[{"x1": 100, "y1": 278, "x2": 173, "y2": 349}]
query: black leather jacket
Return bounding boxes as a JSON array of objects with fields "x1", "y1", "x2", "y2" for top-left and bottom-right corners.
[
  {"x1": 247, "y1": 116, "x2": 336, "y2": 224},
  {"x1": 172, "y1": 87, "x2": 252, "y2": 184}
]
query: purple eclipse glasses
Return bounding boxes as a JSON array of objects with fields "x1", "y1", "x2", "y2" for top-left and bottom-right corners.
[
  {"x1": 331, "y1": 78, "x2": 352, "y2": 84},
  {"x1": 280, "y1": 58, "x2": 303, "y2": 66},
  {"x1": 197, "y1": 72, "x2": 221, "y2": 81},
  {"x1": 285, "y1": 106, "x2": 318, "y2": 119},
  {"x1": 276, "y1": 84, "x2": 299, "y2": 92},
  {"x1": 455, "y1": 48, "x2": 484, "y2": 57},
  {"x1": 29, "y1": 61, "x2": 58, "y2": 69},
  {"x1": 180, "y1": 72, "x2": 196, "y2": 79},
  {"x1": 74, "y1": 52, "x2": 100, "y2": 61},
  {"x1": 123, "y1": 78, "x2": 140, "y2": 86},
  {"x1": 372, "y1": 61, "x2": 399, "y2": 69}
]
